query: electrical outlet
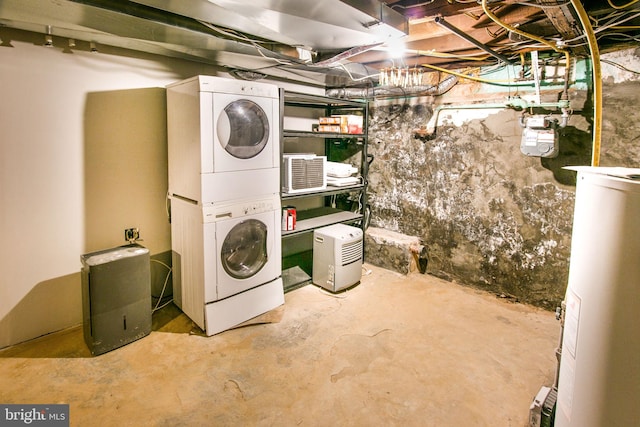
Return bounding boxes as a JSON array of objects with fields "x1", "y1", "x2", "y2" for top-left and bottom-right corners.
[{"x1": 124, "y1": 228, "x2": 140, "y2": 243}]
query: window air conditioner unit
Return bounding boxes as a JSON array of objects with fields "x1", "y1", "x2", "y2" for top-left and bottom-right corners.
[{"x1": 283, "y1": 154, "x2": 326, "y2": 194}]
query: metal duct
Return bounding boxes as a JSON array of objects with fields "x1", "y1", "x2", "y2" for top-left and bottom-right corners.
[
  {"x1": 325, "y1": 75, "x2": 458, "y2": 99},
  {"x1": 0, "y1": 0, "x2": 407, "y2": 86}
]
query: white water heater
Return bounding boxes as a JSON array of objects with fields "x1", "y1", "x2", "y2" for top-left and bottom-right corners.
[
  {"x1": 313, "y1": 224, "x2": 363, "y2": 292},
  {"x1": 555, "y1": 167, "x2": 640, "y2": 427}
]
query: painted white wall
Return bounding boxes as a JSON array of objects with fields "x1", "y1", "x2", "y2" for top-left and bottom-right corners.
[
  {"x1": 0, "y1": 28, "x2": 323, "y2": 349},
  {"x1": 0, "y1": 29, "x2": 225, "y2": 349}
]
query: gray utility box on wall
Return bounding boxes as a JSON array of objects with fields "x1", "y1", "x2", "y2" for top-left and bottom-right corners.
[{"x1": 81, "y1": 244, "x2": 152, "y2": 356}]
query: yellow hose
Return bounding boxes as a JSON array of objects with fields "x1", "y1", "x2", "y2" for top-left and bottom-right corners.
[
  {"x1": 420, "y1": 63, "x2": 509, "y2": 84},
  {"x1": 411, "y1": 49, "x2": 490, "y2": 62},
  {"x1": 607, "y1": 0, "x2": 640, "y2": 9},
  {"x1": 570, "y1": 0, "x2": 602, "y2": 167},
  {"x1": 480, "y1": 0, "x2": 571, "y2": 89},
  {"x1": 481, "y1": 0, "x2": 600, "y2": 166},
  {"x1": 481, "y1": 0, "x2": 567, "y2": 56}
]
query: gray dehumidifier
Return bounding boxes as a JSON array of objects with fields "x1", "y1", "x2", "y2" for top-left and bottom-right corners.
[
  {"x1": 313, "y1": 224, "x2": 363, "y2": 292},
  {"x1": 81, "y1": 244, "x2": 152, "y2": 356}
]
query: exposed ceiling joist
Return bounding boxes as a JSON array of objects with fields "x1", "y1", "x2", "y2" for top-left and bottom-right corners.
[{"x1": 0, "y1": 0, "x2": 638, "y2": 88}]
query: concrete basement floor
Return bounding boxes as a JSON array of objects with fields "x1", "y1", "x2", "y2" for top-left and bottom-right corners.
[{"x1": 0, "y1": 264, "x2": 560, "y2": 426}]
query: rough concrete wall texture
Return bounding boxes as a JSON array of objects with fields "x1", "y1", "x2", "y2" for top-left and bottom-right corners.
[
  {"x1": 364, "y1": 227, "x2": 422, "y2": 274},
  {"x1": 366, "y1": 49, "x2": 640, "y2": 310}
]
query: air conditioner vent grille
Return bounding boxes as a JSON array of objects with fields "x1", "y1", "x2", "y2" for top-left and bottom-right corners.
[
  {"x1": 283, "y1": 155, "x2": 326, "y2": 194},
  {"x1": 341, "y1": 240, "x2": 363, "y2": 265},
  {"x1": 291, "y1": 158, "x2": 324, "y2": 190}
]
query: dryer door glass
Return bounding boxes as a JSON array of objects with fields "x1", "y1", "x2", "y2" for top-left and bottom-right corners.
[
  {"x1": 221, "y1": 219, "x2": 268, "y2": 279},
  {"x1": 217, "y1": 99, "x2": 269, "y2": 159}
]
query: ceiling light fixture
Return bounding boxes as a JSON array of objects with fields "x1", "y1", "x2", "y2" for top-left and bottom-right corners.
[
  {"x1": 384, "y1": 37, "x2": 407, "y2": 59},
  {"x1": 44, "y1": 25, "x2": 53, "y2": 47}
]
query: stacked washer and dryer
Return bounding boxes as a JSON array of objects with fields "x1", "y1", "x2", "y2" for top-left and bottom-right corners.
[{"x1": 166, "y1": 75, "x2": 284, "y2": 336}]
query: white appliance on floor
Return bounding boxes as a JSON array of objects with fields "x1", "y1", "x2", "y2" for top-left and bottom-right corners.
[
  {"x1": 167, "y1": 75, "x2": 280, "y2": 204},
  {"x1": 312, "y1": 224, "x2": 363, "y2": 292},
  {"x1": 170, "y1": 194, "x2": 284, "y2": 335},
  {"x1": 555, "y1": 167, "x2": 640, "y2": 427}
]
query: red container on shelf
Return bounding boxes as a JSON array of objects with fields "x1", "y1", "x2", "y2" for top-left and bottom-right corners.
[{"x1": 282, "y1": 206, "x2": 296, "y2": 231}]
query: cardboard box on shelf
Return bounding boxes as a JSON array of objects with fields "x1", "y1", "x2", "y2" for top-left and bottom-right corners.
[
  {"x1": 316, "y1": 115, "x2": 363, "y2": 134},
  {"x1": 319, "y1": 116, "x2": 343, "y2": 125},
  {"x1": 315, "y1": 124, "x2": 342, "y2": 133}
]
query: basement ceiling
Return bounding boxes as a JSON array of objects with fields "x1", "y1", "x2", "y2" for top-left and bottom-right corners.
[
  {"x1": 0, "y1": 0, "x2": 638, "y2": 88},
  {"x1": 360, "y1": 0, "x2": 640, "y2": 70}
]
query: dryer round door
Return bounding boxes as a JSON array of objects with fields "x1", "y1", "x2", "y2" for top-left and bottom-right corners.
[
  {"x1": 220, "y1": 218, "x2": 268, "y2": 280},
  {"x1": 216, "y1": 99, "x2": 269, "y2": 160}
]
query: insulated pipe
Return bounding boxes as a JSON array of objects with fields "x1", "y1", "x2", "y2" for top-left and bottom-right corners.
[
  {"x1": 434, "y1": 17, "x2": 513, "y2": 65},
  {"x1": 531, "y1": 50, "x2": 542, "y2": 104},
  {"x1": 425, "y1": 103, "x2": 510, "y2": 136},
  {"x1": 325, "y1": 75, "x2": 458, "y2": 99},
  {"x1": 424, "y1": 98, "x2": 571, "y2": 136}
]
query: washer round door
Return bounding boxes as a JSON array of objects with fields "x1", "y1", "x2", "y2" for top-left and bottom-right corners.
[
  {"x1": 214, "y1": 209, "x2": 281, "y2": 300},
  {"x1": 216, "y1": 99, "x2": 269, "y2": 160},
  {"x1": 220, "y1": 219, "x2": 268, "y2": 280}
]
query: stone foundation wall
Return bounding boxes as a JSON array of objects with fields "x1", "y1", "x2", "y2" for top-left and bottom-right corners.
[
  {"x1": 365, "y1": 50, "x2": 640, "y2": 309},
  {"x1": 364, "y1": 227, "x2": 423, "y2": 275}
]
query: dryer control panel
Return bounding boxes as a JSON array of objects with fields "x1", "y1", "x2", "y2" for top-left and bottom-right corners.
[{"x1": 203, "y1": 194, "x2": 279, "y2": 222}]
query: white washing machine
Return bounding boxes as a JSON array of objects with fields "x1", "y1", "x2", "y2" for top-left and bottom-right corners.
[
  {"x1": 167, "y1": 75, "x2": 280, "y2": 204},
  {"x1": 170, "y1": 194, "x2": 284, "y2": 336}
]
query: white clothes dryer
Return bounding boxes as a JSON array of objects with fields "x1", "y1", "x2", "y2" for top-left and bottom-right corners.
[
  {"x1": 170, "y1": 194, "x2": 284, "y2": 336},
  {"x1": 167, "y1": 75, "x2": 280, "y2": 204}
]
